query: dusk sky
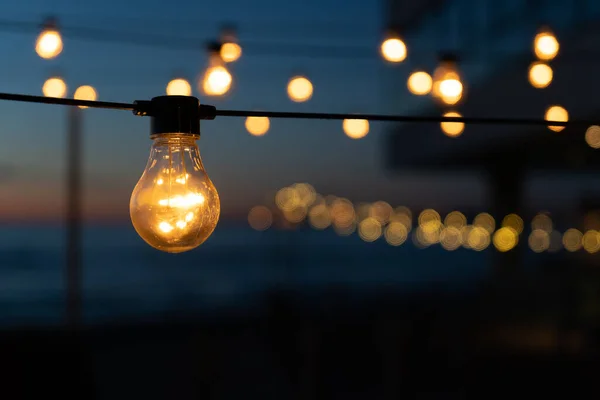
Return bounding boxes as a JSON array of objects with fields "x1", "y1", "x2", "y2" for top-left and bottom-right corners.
[{"x1": 2, "y1": 0, "x2": 596, "y2": 223}]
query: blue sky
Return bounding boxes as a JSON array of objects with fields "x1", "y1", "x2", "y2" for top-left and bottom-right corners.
[{"x1": 0, "y1": 0, "x2": 493, "y2": 221}]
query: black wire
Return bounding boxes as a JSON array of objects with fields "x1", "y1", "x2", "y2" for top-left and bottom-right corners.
[{"x1": 0, "y1": 92, "x2": 136, "y2": 111}]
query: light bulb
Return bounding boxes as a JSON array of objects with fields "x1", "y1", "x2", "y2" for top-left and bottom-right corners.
[
  {"x1": 42, "y1": 77, "x2": 67, "y2": 98},
  {"x1": 202, "y1": 66, "x2": 232, "y2": 96},
  {"x1": 245, "y1": 116, "x2": 270, "y2": 136},
  {"x1": 432, "y1": 55, "x2": 464, "y2": 105},
  {"x1": 287, "y1": 76, "x2": 313, "y2": 102},
  {"x1": 220, "y1": 42, "x2": 242, "y2": 63},
  {"x1": 36, "y1": 28, "x2": 63, "y2": 59},
  {"x1": 407, "y1": 71, "x2": 432, "y2": 95},
  {"x1": 343, "y1": 119, "x2": 369, "y2": 139},
  {"x1": 440, "y1": 111, "x2": 464, "y2": 137},
  {"x1": 380, "y1": 37, "x2": 407, "y2": 63},
  {"x1": 534, "y1": 29, "x2": 559, "y2": 61},
  {"x1": 166, "y1": 78, "x2": 192, "y2": 96},
  {"x1": 130, "y1": 96, "x2": 220, "y2": 253},
  {"x1": 74, "y1": 85, "x2": 97, "y2": 109},
  {"x1": 545, "y1": 105, "x2": 568, "y2": 132},
  {"x1": 528, "y1": 62, "x2": 553, "y2": 88}
]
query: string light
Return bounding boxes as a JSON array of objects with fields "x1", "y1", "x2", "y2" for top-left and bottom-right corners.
[
  {"x1": 440, "y1": 111, "x2": 464, "y2": 137},
  {"x1": 42, "y1": 77, "x2": 67, "y2": 98},
  {"x1": 342, "y1": 119, "x2": 369, "y2": 139},
  {"x1": 407, "y1": 71, "x2": 433, "y2": 95},
  {"x1": 166, "y1": 78, "x2": 192, "y2": 96},
  {"x1": 432, "y1": 55, "x2": 464, "y2": 105},
  {"x1": 380, "y1": 32, "x2": 407, "y2": 63},
  {"x1": 35, "y1": 19, "x2": 63, "y2": 59},
  {"x1": 545, "y1": 105, "x2": 568, "y2": 132},
  {"x1": 528, "y1": 62, "x2": 553, "y2": 89},
  {"x1": 73, "y1": 85, "x2": 97, "y2": 109},
  {"x1": 129, "y1": 96, "x2": 220, "y2": 253},
  {"x1": 201, "y1": 46, "x2": 233, "y2": 96},
  {"x1": 245, "y1": 116, "x2": 270, "y2": 136},
  {"x1": 534, "y1": 28, "x2": 559, "y2": 61},
  {"x1": 287, "y1": 76, "x2": 313, "y2": 102},
  {"x1": 219, "y1": 27, "x2": 242, "y2": 63}
]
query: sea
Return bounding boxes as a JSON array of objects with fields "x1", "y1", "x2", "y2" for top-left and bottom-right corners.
[{"x1": 0, "y1": 223, "x2": 496, "y2": 327}]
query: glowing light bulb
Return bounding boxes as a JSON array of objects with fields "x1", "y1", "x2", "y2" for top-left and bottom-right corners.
[
  {"x1": 534, "y1": 29, "x2": 559, "y2": 61},
  {"x1": 432, "y1": 56, "x2": 464, "y2": 105},
  {"x1": 407, "y1": 71, "x2": 432, "y2": 95},
  {"x1": 380, "y1": 37, "x2": 407, "y2": 63},
  {"x1": 528, "y1": 62, "x2": 553, "y2": 88},
  {"x1": 73, "y1": 85, "x2": 97, "y2": 109},
  {"x1": 220, "y1": 42, "x2": 242, "y2": 63},
  {"x1": 287, "y1": 76, "x2": 313, "y2": 102},
  {"x1": 42, "y1": 77, "x2": 67, "y2": 98},
  {"x1": 166, "y1": 78, "x2": 192, "y2": 96},
  {"x1": 343, "y1": 119, "x2": 369, "y2": 139},
  {"x1": 35, "y1": 27, "x2": 63, "y2": 59},
  {"x1": 130, "y1": 97, "x2": 220, "y2": 253},
  {"x1": 245, "y1": 116, "x2": 270, "y2": 136},
  {"x1": 202, "y1": 66, "x2": 232, "y2": 96},
  {"x1": 441, "y1": 112, "x2": 464, "y2": 137},
  {"x1": 545, "y1": 105, "x2": 568, "y2": 132}
]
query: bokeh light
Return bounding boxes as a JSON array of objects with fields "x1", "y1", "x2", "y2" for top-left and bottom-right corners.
[
  {"x1": 248, "y1": 206, "x2": 272, "y2": 231},
  {"x1": 275, "y1": 187, "x2": 300, "y2": 212},
  {"x1": 390, "y1": 206, "x2": 412, "y2": 230},
  {"x1": 528, "y1": 62, "x2": 553, "y2": 89},
  {"x1": 583, "y1": 230, "x2": 600, "y2": 253},
  {"x1": 73, "y1": 85, "x2": 97, "y2": 109},
  {"x1": 166, "y1": 78, "x2": 192, "y2": 96},
  {"x1": 474, "y1": 213, "x2": 495, "y2": 234},
  {"x1": 35, "y1": 29, "x2": 63, "y2": 59},
  {"x1": 202, "y1": 66, "x2": 232, "y2": 96},
  {"x1": 528, "y1": 229, "x2": 550, "y2": 253},
  {"x1": 42, "y1": 77, "x2": 67, "y2": 98},
  {"x1": 563, "y1": 229, "x2": 583, "y2": 252},
  {"x1": 245, "y1": 116, "x2": 270, "y2": 136},
  {"x1": 534, "y1": 30, "x2": 559, "y2": 61},
  {"x1": 220, "y1": 42, "x2": 242, "y2": 63},
  {"x1": 287, "y1": 76, "x2": 313, "y2": 102},
  {"x1": 343, "y1": 119, "x2": 369, "y2": 139},
  {"x1": 308, "y1": 204, "x2": 331, "y2": 230},
  {"x1": 440, "y1": 227, "x2": 462, "y2": 251},
  {"x1": 585, "y1": 126, "x2": 600, "y2": 149},
  {"x1": 440, "y1": 112, "x2": 464, "y2": 137},
  {"x1": 545, "y1": 105, "x2": 568, "y2": 132},
  {"x1": 531, "y1": 213, "x2": 553, "y2": 232},
  {"x1": 330, "y1": 198, "x2": 356, "y2": 229},
  {"x1": 444, "y1": 211, "x2": 467, "y2": 229},
  {"x1": 418, "y1": 209, "x2": 442, "y2": 235},
  {"x1": 358, "y1": 217, "x2": 382, "y2": 242},
  {"x1": 502, "y1": 214, "x2": 524, "y2": 235},
  {"x1": 369, "y1": 201, "x2": 393, "y2": 225},
  {"x1": 493, "y1": 227, "x2": 519, "y2": 252},
  {"x1": 407, "y1": 71, "x2": 433, "y2": 95},
  {"x1": 380, "y1": 37, "x2": 407, "y2": 63},
  {"x1": 433, "y1": 59, "x2": 463, "y2": 105},
  {"x1": 468, "y1": 227, "x2": 491, "y2": 251},
  {"x1": 284, "y1": 206, "x2": 308, "y2": 224},
  {"x1": 384, "y1": 222, "x2": 408, "y2": 246},
  {"x1": 293, "y1": 183, "x2": 317, "y2": 207}
]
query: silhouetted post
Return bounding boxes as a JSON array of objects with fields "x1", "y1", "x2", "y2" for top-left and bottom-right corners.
[{"x1": 66, "y1": 107, "x2": 83, "y2": 328}]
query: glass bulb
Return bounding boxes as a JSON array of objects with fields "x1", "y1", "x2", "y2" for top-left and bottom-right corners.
[{"x1": 130, "y1": 134, "x2": 220, "y2": 253}]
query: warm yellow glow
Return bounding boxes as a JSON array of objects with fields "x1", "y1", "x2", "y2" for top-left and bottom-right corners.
[
  {"x1": 441, "y1": 112, "x2": 464, "y2": 137},
  {"x1": 440, "y1": 227, "x2": 462, "y2": 251},
  {"x1": 534, "y1": 31, "x2": 559, "y2": 61},
  {"x1": 284, "y1": 206, "x2": 308, "y2": 223},
  {"x1": 531, "y1": 213, "x2": 553, "y2": 232},
  {"x1": 287, "y1": 76, "x2": 313, "y2": 102},
  {"x1": 166, "y1": 78, "x2": 192, "y2": 96},
  {"x1": 42, "y1": 77, "x2": 67, "y2": 98},
  {"x1": 528, "y1": 62, "x2": 553, "y2": 89},
  {"x1": 407, "y1": 71, "x2": 432, "y2": 95},
  {"x1": 467, "y1": 226, "x2": 490, "y2": 251},
  {"x1": 433, "y1": 60, "x2": 463, "y2": 105},
  {"x1": 369, "y1": 201, "x2": 393, "y2": 225},
  {"x1": 248, "y1": 206, "x2": 272, "y2": 231},
  {"x1": 220, "y1": 42, "x2": 242, "y2": 63},
  {"x1": 35, "y1": 29, "x2": 63, "y2": 59},
  {"x1": 528, "y1": 229, "x2": 550, "y2": 253},
  {"x1": 583, "y1": 230, "x2": 600, "y2": 253},
  {"x1": 493, "y1": 227, "x2": 519, "y2": 252},
  {"x1": 439, "y1": 79, "x2": 463, "y2": 102},
  {"x1": 202, "y1": 66, "x2": 232, "y2": 96},
  {"x1": 380, "y1": 37, "x2": 407, "y2": 63},
  {"x1": 563, "y1": 229, "x2": 583, "y2": 252},
  {"x1": 384, "y1": 222, "x2": 408, "y2": 246},
  {"x1": 358, "y1": 217, "x2": 382, "y2": 242},
  {"x1": 545, "y1": 105, "x2": 568, "y2": 132},
  {"x1": 293, "y1": 183, "x2": 316, "y2": 208},
  {"x1": 474, "y1": 213, "x2": 496, "y2": 234},
  {"x1": 502, "y1": 214, "x2": 524, "y2": 234},
  {"x1": 418, "y1": 209, "x2": 441, "y2": 235},
  {"x1": 309, "y1": 204, "x2": 331, "y2": 230},
  {"x1": 73, "y1": 85, "x2": 97, "y2": 109},
  {"x1": 390, "y1": 206, "x2": 412, "y2": 230},
  {"x1": 330, "y1": 198, "x2": 356, "y2": 228},
  {"x1": 276, "y1": 187, "x2": 300, "y2": 212},
  {"x1": 130, "y1": 134, "x2": 220, "y2": 253},
  {"x1": 444, "y1": 211, "x2": 467, "y2": 229},
  {"x1": 343, "y1": 119, "x2": 369, "y2": 139},
  {"x1": 245, "y1": 117, "x2": 270, "y2": 136},
  {"x1": 585, "y1": 126, "x2": 600, "y2": 149}
]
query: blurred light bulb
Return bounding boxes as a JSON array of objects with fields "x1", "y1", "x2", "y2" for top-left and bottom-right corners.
[
  {"x1": 528, "y1": 62, "x2": 553, "y2": 89},
  {"x1": 245, "y1": 116, "x2": 270, "y2": 136},
  {"x1": 35, "y1": 28, "x2": 63, "y2": 59},
  {"x1": 202, "y1": 66, "x2": 232, "y2": 96},
  {"x1": 585, "y1": 126, "x2": 600, "y2": 149},
  {"x1": 545, "y1": 105, "x2": 568, "y2": 132},
  {"x1": 440, "y1": 112, "x2": 464, "y2": 137},
  {"x1": 380, "y1": 37, "x2": 407, "y2": 63},
  {"x1": 343, "y1": 119, "x2": 369, "y2": 139},
  {"x1": 407, "y1": 71, "x2": 432, "y2": 95},
  {"x1": 433, "y1": 57, "x2": 464, "y2": 105},
  {"x1": 534, "y1": 30, "x2": 559, "y2": 61},
  {"x1": 166, "y1": 78, "x2": 192, "y2": 96},
  {"x1": 220, "y1": 42, "x2": 242, "y2": 63},
  {"x1": 73, "y1": 85, "x2": 97, "y2": 109},
  {"x1": 42, "y1": 77, "x2": 67, "y2": 98},
  {"x1": 287, "y1": 76, "x2": 313, "y2": 102},
  {"x1": 130, "y1": 134, "x2": 220, "y2": 253}
]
